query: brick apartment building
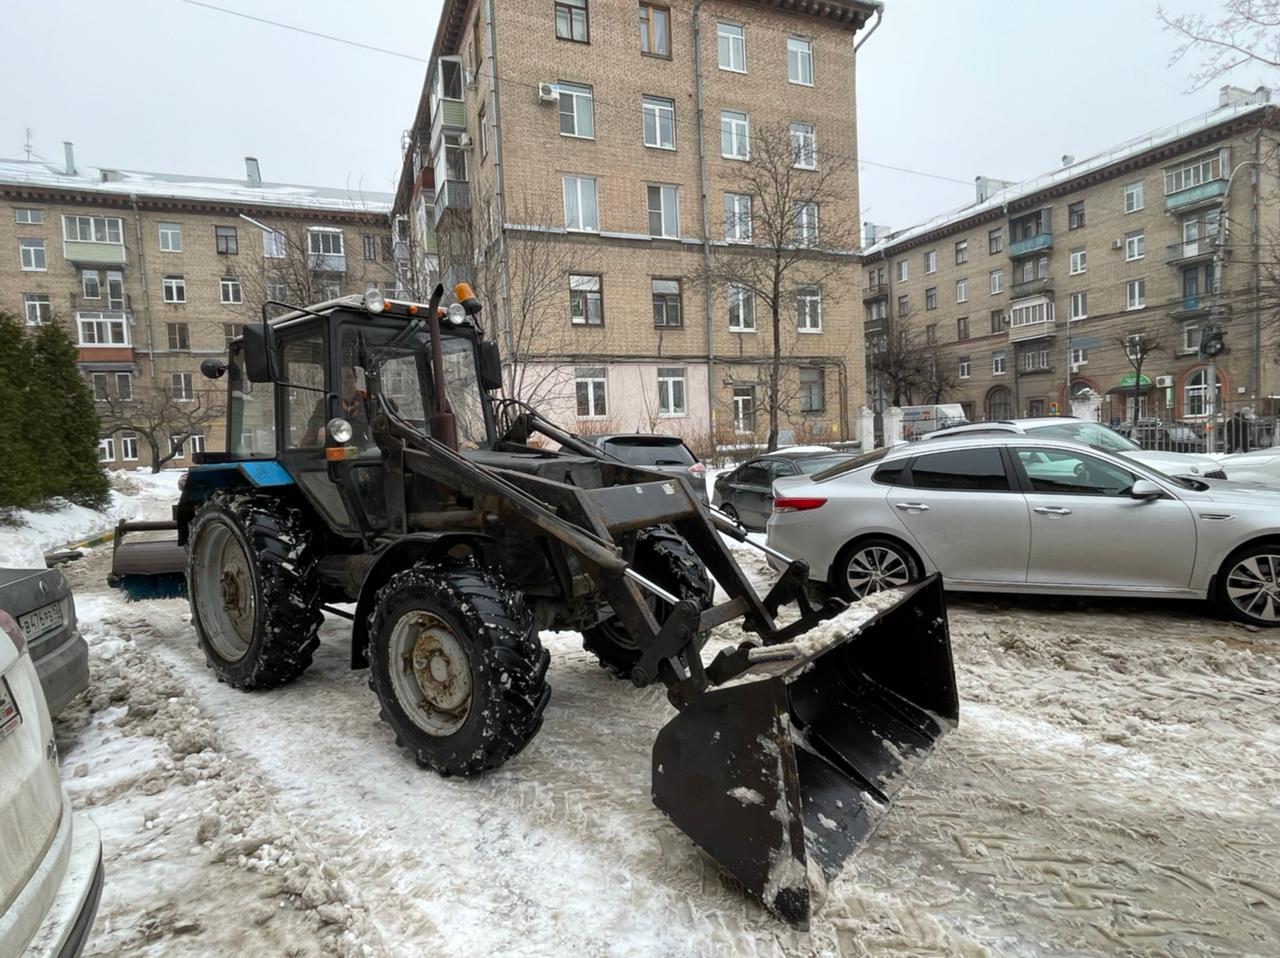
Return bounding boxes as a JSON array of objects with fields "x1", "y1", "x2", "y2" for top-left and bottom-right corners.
[
  {"x1": 862, "y1": 86, "x2": 1280, "y2": 435},
  {"x1": 0, "y1": 148, "x2": 398, "y2": 469},
  {"x1": 395, "y1": 0, "x2": 881, "y2": 446}
]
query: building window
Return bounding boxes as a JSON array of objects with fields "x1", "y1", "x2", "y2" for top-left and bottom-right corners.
[
  {"x1": 63, "y1": 215, "x2": 123, "y2": 244},
  {"x1": 732, "y1": 386, "x2": 755, "y2": 433},
  {"x1": 1125, "y1": 230, "x2": 1145, "y2": 261},
  {"x1": 1069, "y1": 291, "x2": 1088, "y2": 320},
  {"x1": 575, "y1": 367, "x2": 607, "y2": 417},
  {"x1": 190, "y1": 433, "x2": 206, "y2": 455},
  {"x1": 1184, "y1": 368, "x2": 1220, "y2": 417},
  {"x1": 215, "y1": 225, "x2": 238, "y2": 254},
  {"x1": 787, "y1": 36, "x2": 813, "y2": 85},
  {"x1": 924, "y1": 249, "x2": 937, "y2": 273},
  {"x1": 989, "y1": 269, "x2": 1003, "y2": 294},
  {"x1": 723, "y1": 192, "x2": 752, "y2": 242},
  {"x1": 926, "y1": 323, "x2": 937, "y2": 345},
  {"x1": 1068, "y1": 201, "x2": 1085, "y2": 230},
  {"x1": 1023, "y1": 349, "x2": 1050, "y2": 372},
  {"x1": 98, "y1": 437, "x2": 115, "y2": 463},
  {"x1": 170, "y1": 436, "x2": 185, "y2": 461},
  {"x1": 18, "y1": 238, "x2": 45, "y2": 271},
  {"x1": 988, "y1": 228, "x2": 1003, "y2": 254},
  {"x1": 172, "y1": 372, "x2": 194, "y2": 402},
  {"x1": 657, "y1": 367, "x2": 687, "y2": 416},
  {"x1": 223, "y1": 322, "x2": 244, "y2": 343},
  {"x1": 955, "y1": 240, "x2": 968, "y2": 264},
  {"x1": 639, "y1": 3, "x2": 669, "y2": 57},
  {"x1": 992, "y1": 350, "x2": 1006, "y2": 375},
  {"x1": 78, "y1": 312, "x2": 129, "y2": 346},
  {"x1": 1126, "y1": 278, "x2": 1146, "y2": 310},
  {"x1": 898, "y1": 295, "x2": 909, "y2": 316},
  {"x1": 797, "y1": 284, "x2": 821, "y2": 332},
  {"x1": 955, "y1": 317, "x2": 969, "y2": 340},
  {"x1": 167, "y1": 322, "x2": 190, "y2": 350},
  {"x1": 120, "y1": 432, "x2": 139, "y2": 462},
  {"x1": 794, "y1": 202, "x2": 818, "y2": 245},
  {"x1": 562, "y1": 175, "x2": 599, "y2": 232},
  {"x1": 219, "y1": 276, "x2": 242, "y2": 304},
  {"x1": 642, "y1": 96, "x2": 675, "y2": 149},
  {"x1": 717, "y1": 22, "x2": 746, "y2": 72},
  {"x1": 647, "y1": 184, "x2": 679, "y2": 238},
  {"x1": 896, "y1": 260, "x2": 908, "y2": 282},
  {"x1": 728, "y1": 284, "x2": 755, "y2": 331},
  {"x1": 789, "y1": 122, "x2": 816, "y2": 169},
  {"x1": 925, "y1": 287, "x2": 937, "y2": 310},
  {"x1": 479, "y1": 105, "x2": 489, "y2": 160},
  {"x1": 362, "y1": 235, "x2": 377, "y2": 261},
  {"x1": 569, "y1": 273, "x2": 603, "y2": 325},
  {"x1": 162, "y1": 275, "x2": 186, "y2": 303},
  {"x1": 1009, "y1": 299, "x2": 1053, "y2": 329},
  {"x1": 991, "y1": 309, "x2": 1006, "y2": 333},
  {"x1": 557, "y1": 82, "x2": 594, "y2": 138},
  {"x1": 262, "y1": 230, "x2": 286, "y2": 259},
  {"x1": 1071, "y1": 347, "x2": 1088, "y2": 367},
  {"x1": 720, "y1": 110, "x2": 749, "y2": 159},
  {"x1": 1069, "y1": 248, "x2": 1086, "y2": 275},
  {"x1": 308, "y1": 229, "x2": 344, "y2": 261},
  {"x1": 158, "y1": 222, "x2": 182, "y2": 251},
  {"x1": 555, "y1": 0, "x2": 588, "y2": 42},
  {"x1": 1183, "y1": 325, "x2": 1203, "y2": 353},
  {"x1": 266, "y1": 280, "x2": 286, "y2": 301},
  {"x1": 799, "y1": 367, "x2": 824, "y2": 412},
  {"x1": 79, "y1": 269, "x2": 100, "y2": 299},
  {"x1": 15, "y1": 208, "x2": 42, "y2": 224},
  {"x1": 320, "y1": 282, "x2": 341, "y2": 300},
  {"x1": 956, "y1": 278, "x2": 969, "y2": 303},
  {"x1": 652, "y1": 278, "x2": 682, "y2": 327},
  {"x1": 23, "y1": 293, "x2": 51, "y2": 325},
  {"x1": 1124, "y1": 181, "x2": 1144, "y2": 213},
  {"x1": 957, "y1": 357, "x2": 971, "y2": 379},
  {"x1": 1165, "y1": 152, "x2": 1222, "y2": 195}
]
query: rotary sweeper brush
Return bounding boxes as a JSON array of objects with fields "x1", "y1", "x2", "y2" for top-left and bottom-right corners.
[{"x1": 108, "y1": 284, "x2": 958, "y2": 926}]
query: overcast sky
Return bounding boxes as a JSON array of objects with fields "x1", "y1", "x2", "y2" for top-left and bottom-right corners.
[{"x1": 0, "y1": 0, "x2": 1266, "y2": 230}]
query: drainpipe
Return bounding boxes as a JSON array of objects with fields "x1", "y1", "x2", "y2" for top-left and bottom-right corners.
[
  {"x1": 854, "y1": 5, "x2": 884, "y2": 52},
  {"x1": 693, "y1": 0, "x2": 716, "y2": 437},
  {"x1": 484, "y1": 0, "x2": 516, "y2": 394},
  {"x1": 1251, "y1": 128, "x2": 1261, "y2": 399},
  {"x1": 128, "y1": 194, "x2": 157, "y2": 369}
]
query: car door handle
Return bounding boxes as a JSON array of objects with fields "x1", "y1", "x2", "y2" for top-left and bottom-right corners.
[
  {"x1": 1033, "y1": 506, "x2": 1073, "y2": 516},
  {"x1": 894, "y1": 502, "x2": 930, "y2": 512}
]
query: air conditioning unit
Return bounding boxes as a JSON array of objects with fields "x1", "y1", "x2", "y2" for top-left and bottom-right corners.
[
  {"x1": 1111, "y1": 239, "x2": 1123, "y2": 250},
  {"x1": 537, "y1": 82, "x2": 560, "y2": 103},
  {"x1": 459, "y1": 132, "x2": 474, "y2": 149},
  {"x1": 1156, "y1": 375, "x2": 1173, "y2": 387},
  {"x1": 464, "y1": 70, "x2": 477, "y2": 90}
]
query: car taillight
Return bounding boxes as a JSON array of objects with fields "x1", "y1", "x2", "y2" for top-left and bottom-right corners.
[
  {"x1": 0, "y1": 609, "x2": 26, "y2": 656},
  {"x1": 773, "y1": 497, "x2": 827, "y2": 513},
  {"x1": 688, "y1": 462, "x2": 706, "y2": 477}
]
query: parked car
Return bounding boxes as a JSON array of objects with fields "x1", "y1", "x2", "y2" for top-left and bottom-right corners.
[
  {"x1": 713, "y1": 448, "x2": 857, "y2": 530},
  {"x1": 589, "y1": 434, "x2": 708, "y2": 503},
  {"x1": 1215, "y1": 448, "x2": 1280, "y2": 487},
  {"x1": 0, "y1": 567, "x2": 87, "y2": 716},
  {"x1": 926, "y1": 417, "x2": 1227, "y2": 479},
  {"x1": 0, "y1": 608, "x2": 103, "y2": 957},
  {"x1": 766, "y1": 435, "x2": 1280, "y2": 627},
  {"x1": 1112, "y1": 418, "x2": 1207, "y2": 454}
]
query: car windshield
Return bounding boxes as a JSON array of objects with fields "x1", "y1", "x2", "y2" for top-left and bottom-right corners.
[
  {"x1": 1026, "y1": 421, "x2": 1140, "y2": 453},
  {"x1": 603, "y1": 440, "x2": 695, "y2": 466},
  {"x1": 795, "y1": 454, "x2": 853, "y2": 474}
]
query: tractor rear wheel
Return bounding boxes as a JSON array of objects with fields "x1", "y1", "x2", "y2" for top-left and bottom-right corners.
[
  {"x1": 582, "y1": 526, "x2": 714, "y2": 678},
  {"x1": 187, "y1": 490, "x2": 323, "y2": 689},
  {"x1": 368, "y1": 558, "x2": 551, "y2": 776}
]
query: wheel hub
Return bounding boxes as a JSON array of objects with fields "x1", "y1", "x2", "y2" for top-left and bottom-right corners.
[{"x1": 389, "y1": 611, "x2": 473, "y2": 734}]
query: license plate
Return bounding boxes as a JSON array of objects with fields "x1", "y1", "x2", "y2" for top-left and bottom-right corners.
[
  {"x1": 18, "y1": 602, "x2": 62, "y2": 639},
  {"x1": 0, "y1": 678, "x2": 20, "y2": 742}
]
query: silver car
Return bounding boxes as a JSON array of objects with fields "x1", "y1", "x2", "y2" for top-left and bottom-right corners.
[{"x1": 766, "y1": 435, "x2": 1280, "y2": 626}]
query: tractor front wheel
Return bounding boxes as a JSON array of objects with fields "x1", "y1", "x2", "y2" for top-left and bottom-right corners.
[{"x1": 368, "y1": 558, "x2": 551, "y2": 776}]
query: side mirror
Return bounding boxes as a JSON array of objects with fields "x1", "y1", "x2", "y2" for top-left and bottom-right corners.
[
  {"x1": 479, "y1": 340, "x2": 503, "y2": 391},
  {"x1": 1130, "y1": 479, "x2": 1164, "y2": 500},
  {"x1": 242, "y1": 322, "x2": 275, "y2": 383},
  {"x1": 200, "y1": 358, "x2": 227, "y2": 380}
]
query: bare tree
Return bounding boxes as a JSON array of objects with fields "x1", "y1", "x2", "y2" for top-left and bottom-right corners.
[
  {"x1": 1119, "y1": 328, "x2": 1166, "y2": 429},
  {"x1": 705, "y1": 121, "x2": 860, "y2": 450},
  {"x1": 1160, "y1": 0, "x2": 1280, "y2": 90},
  {"x1": 868, "y1": 316, "x2": 955, "y2": 406},
  {"x1": 97, "y1": 380, "x2": 225, "y2": 473}
]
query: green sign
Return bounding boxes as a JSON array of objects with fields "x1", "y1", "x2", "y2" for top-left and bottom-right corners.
[{"x1": 1117, "y1": 373, "x2": 1152, "y2": 389}]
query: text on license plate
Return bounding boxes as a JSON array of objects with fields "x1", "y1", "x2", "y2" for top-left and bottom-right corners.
[
  {"x1": 0, "y1": 679, "x2": 21, "y2": 742},
  {"x1": 19, "y1": 602, "x2": 62, "y2": 639}
]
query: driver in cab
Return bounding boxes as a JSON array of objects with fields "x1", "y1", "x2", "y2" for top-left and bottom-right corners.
[{"x1": 303, "y1": 366, "x2": 372, "y2": 445}]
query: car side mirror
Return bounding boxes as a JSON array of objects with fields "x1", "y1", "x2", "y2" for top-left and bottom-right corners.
[
  {"x1": 1130, "y1": 479, "x2": 1164, "y2": 500},
  {"x1": 242, "y1": 322, "x2": 276, "y2": 383},
  {"x1": 479, "y1": 341, "x2": 503, "y2": 391}
]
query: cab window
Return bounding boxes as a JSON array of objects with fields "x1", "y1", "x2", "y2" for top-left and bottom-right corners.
[
  {"x1": 279, "y1": 331, "x2": 327, "y2": 448},
  {"x1": 227, "y1": 344, "x2": 276, "y2": 458}
]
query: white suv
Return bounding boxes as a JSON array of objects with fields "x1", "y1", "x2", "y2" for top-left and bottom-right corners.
[
  {"x1": 927, "y1": 418, "x2": 1227, "y2": 479},
  {"x1": 0, "y1": 609, "x2": 102, "y2": 957}
]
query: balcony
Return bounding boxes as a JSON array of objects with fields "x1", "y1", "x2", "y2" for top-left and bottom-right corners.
[
  {"x1": 63, "y1": 241, "x2": 127, "y2": 268},
  {"x1": 1167, "y1": 294, "x2": 1216, "y2": 321},
  {"x1": 1165, "y1": 179, "x2": 1227, "y2": 211},
  {"x1": 308, "y1": 253, "x2": 347, "y2": 273},
  {"x1": 74, "y1": 310, "x2": 134, "y2": 364},
  {"x1": 429, "y1": 97, "x2": 467, "y2": 148},
  {"x1": 1008, "y1": 317, "x2": 1056, "y2": 342},
  {"x1": 1010, "y1": 275, "x2": 1053, "y2": 299},
  {"x1": 862, "y1": 282, "x2": 888, "y2": 301},
  {"x1": 1166, "y1": 239, "x2": 1219, "y2": 265},
  {"x1": 1008, "y1": 232, "x2": 1052, "y2": 257},
  {"x1": 433, "y1": 180, "x2": 471, "y2": 225}
]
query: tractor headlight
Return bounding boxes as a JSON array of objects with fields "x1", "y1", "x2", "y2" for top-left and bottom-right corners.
[
  {"x1": 363, "y1": 288, "x2": 386, "y2": 313},
  {"x1": 328, "y1": 418, "x2": 354, "y2": 443},
  {"x1": 446, "y1": 302, "x2": 466, "y2": 326}
]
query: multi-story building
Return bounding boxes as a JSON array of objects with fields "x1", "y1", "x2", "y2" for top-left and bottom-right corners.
[
  {"x1": 863, "y1": 86, "x2": 1280, "y2": 432},
  {"x1": 1, "y1": 148, "x2": 397, "y2": 469},
  {"x1": 396, "y1": 0, "x2": 880, "y2": 446}
]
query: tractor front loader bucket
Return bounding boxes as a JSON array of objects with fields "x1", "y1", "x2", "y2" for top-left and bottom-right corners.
[
  {"x1": 106, "y1": 519, "x2": 187, "y2": 601},
  {"x1": 651, "y1": 576, "x2": 957, "y2": 929}
]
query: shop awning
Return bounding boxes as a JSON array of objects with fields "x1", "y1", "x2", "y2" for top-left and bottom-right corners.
[{"x1": 1105, "y1": 374, "x2": 1153, "y2": 396}]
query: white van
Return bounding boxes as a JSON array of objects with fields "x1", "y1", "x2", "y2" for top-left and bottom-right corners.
[
  {"x1": 899, "y1": 404, "x2": 969, "y2": 440},
  {"x1": 0, "y1": 608, "x2": 102, "y2": 957}
]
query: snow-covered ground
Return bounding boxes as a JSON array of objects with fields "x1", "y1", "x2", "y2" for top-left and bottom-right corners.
[{"x1": 43, "y1": 478, "x2": 1280, "y2": 957}]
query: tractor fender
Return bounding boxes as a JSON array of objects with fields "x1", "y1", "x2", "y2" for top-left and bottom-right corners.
[
  {"x1": 175, "y1": 461, "x2": 295, "y2": 544},
  {"x1": 350, "y1": 532, "x2": 493, "y2": 669}
]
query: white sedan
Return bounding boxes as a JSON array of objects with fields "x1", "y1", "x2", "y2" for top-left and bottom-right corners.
[{"x1": 1215, "y1": 448, "x2": 1280, "y2": 487}]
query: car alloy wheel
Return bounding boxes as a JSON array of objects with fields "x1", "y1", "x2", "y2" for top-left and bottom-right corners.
[
  {"x1": 1224, "y1": 553, "x2": 1280, "y2": 623},
  {"x1": 845, "y1": 544, "x2": 913, "y2": 598}
]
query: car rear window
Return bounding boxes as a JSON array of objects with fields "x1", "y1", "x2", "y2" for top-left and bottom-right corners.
[
  {"x1": 907, "y1": 447, "x2": 1010, "y2": 491},
  {"x1": 602, "y1": 440, "x2": 695, "y2": 466},
  {"x1": 795, "y1": 455, "x2": 852, "y2": 475}
]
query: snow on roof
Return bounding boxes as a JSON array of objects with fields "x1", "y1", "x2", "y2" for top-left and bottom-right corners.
[
  {"x1": 0, "y1": 157, "x2": 393, "y2": 215},
  {"x1": 863, "y1": 94, "x2": 1274, "y2": 257}
]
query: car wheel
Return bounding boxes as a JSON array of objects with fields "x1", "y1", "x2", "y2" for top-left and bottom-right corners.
[
  {"x1": 719, "y1": 503, "x2": 741, "y2": 524},
  {"x1": 833, "y1": 537, "x2": 921, "y2": 601},
  {"x1": 1217, "y1": 543, "x2": 1280, "y2": 627}
]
